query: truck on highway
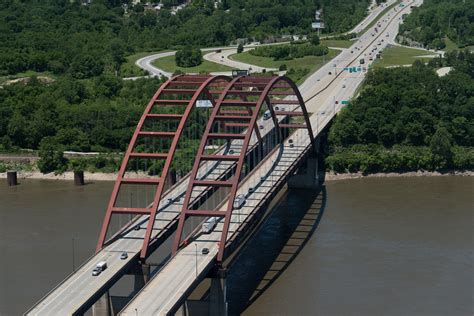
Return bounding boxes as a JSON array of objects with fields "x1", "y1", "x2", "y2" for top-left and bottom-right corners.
[{"x1": 202, "y1": 217, "x2": 218, "y2": 234}]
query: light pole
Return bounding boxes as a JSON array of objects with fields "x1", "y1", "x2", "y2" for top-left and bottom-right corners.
[
  {"x1": 135, "y1": 308, "x2": 138, "y2": 316},
  {"x1": 72, "y1": 237, "x2": 76, "y2": 272},
  {"x1": 194, "y1": 243, "x2": 198, "y2": 278}
]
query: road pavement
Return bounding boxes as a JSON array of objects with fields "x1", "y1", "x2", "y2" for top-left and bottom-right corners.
[{"x1": 120, "y1": 1, "x2": 423, "y2": 314}]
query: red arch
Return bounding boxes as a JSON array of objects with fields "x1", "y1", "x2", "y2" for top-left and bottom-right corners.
[
  {"x1": 96, "y1": 75, "x2": 232, "y2": 259},
  {"x1": 172, "y1": 75, "x2": 314, "y2": 263}
]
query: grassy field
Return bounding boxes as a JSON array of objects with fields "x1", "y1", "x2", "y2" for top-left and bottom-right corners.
[
  {"x1": 375, "y1": 46, "x2": 436, "y2": 67},
  {"x1": 152, "y1": 55, "x2": 233, "y2": 74},
  {"x1": 231, "y1": 49, "x2": 340, "y2": 70},
  {"x1": 357, "y1": 0, "x2": 402, "y2": 36},
  {"x1": 321, "y1": 39, "x2": 354, "y2": 48}
]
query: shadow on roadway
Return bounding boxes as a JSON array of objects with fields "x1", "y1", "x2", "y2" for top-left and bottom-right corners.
[{"x1": 226, "y1": 185, "x2": 327, "y2": 315}]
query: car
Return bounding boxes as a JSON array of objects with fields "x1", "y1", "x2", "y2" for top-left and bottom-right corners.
[
  {"x1": 233, "y1": 194, "x2": 246, "y2": 209},
  {"x1": 120, "y1": 252, "x2": 128, "y2": 260},
  {"x1": 260, "y1": 176, "x2": 265, "y2": 183},
  {"x1": 289, "y1": 143, "x2": 294, "y2": 148},
  {"x1": 248, "y1": 187, "x2": 255, "y2": 195},
  {"x1": 92, "y1": 268, "x2": 101, "y2": 276},
  {"x1": 229, "y1": 149, "x2": 234, "y2": 154},
  {"x1": 259, "y1": 124, "x2": 264, "y2": 129},
  {"x1": 263, "y1": 110, "x2": 271, "y2": 120},
  {"x1": 328, "y1": 71, "x2": 332, "y2": 75},
  {"x1": 202, "y1": 248, "x2": 209, "y2": 255},
  {"x1": 350, "y1": 51, "x2": 354, "y2": 54},
  {"x1": 134, "y1": 224, "x2": 140, "y2": 231},
  {"x1": 288, "y1": 139, "x2": 293, "y2": 144},
  {"x1": 342, "y1": 84, "x2": 346, "y2": 88}
]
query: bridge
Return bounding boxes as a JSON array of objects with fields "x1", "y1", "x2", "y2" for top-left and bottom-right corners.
[{"x1": 26, "y1": 1, "x2": 420, "y2": 315}]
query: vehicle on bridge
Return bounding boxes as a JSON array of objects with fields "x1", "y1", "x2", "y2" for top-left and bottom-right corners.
[{"x1": 202, "y1": 217, "x2": 219, "y2": 234}]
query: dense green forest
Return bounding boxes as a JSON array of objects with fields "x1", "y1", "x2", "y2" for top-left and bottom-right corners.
[
  {"x1": 0, "y1": 76, "x2": 164, "y2": 152},
  {"x1": 327, "y1": 51, "x2": 474, "y2": 173},
  {"x1": 0, "y1": 0, "x2": 375, "y2": 76},
  {"x1": 398, "y1": 0, "x2": 474, "y2": 49}
]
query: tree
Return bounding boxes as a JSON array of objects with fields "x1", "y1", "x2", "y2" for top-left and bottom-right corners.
[
  {"x1": 37, "y1": 137, "x2": 68, "y2": 174},
  {"x1": 430, "y1": 126, "x2": 453, "y2": 169},
  {"x1": 309, "y1": 33, "x2": 320, "y2": 46},
  {"x1": 175, "y1": 47, "x2": 203, "y2": 67},
  {"x1": 237, "y1": 43, "x2": 244, "y2": 54}
]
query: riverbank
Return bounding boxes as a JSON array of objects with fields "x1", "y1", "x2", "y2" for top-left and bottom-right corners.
[
  {"x1": 326, "y1": 170, "x2": 473, "y2": 181},
  {"x1": 2, "y1": 170, "x2": 472, "y2": 182}
]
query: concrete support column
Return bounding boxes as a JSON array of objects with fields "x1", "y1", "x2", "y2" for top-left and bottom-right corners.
[
  {"x1": 92, "y1": 291, "x2": 111, "y2": 316},
  {"x1": 210, "y1": 269, "x2": 227, "y2": 316},
  {"x1": 133, "y1": 263, "x2": 151, "y2": 291},
  {"x1": 288, "y1": 137, "x2": 321, "y2": 190}
]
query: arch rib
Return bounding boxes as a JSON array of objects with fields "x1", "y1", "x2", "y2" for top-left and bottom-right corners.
[
  {"x1": 172, "y1": 75, "x2": 314, "y2": 263},
  {"x1": 96, "y1": 74, "x2": 232, "y2": 260}
]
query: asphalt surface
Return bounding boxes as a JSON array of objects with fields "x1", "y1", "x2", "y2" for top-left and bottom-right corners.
[
  {"x1": 27, "y1": 1, "x2": 423, "y2": 314},
  {"x1": 120, "y1": 1, "x2": 423, "y2": 314}
]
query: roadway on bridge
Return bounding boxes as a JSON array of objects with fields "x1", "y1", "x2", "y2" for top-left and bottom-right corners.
[
  {"x1": 26, "y1": 1, "x2": 421, "y2": 314},
  {"x1": 120, "y1": 1, "x2": 422, "y2": 314}
]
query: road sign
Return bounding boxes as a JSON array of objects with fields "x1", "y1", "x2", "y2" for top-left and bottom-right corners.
[
  {"x1": 196, "y1": 100, "x2": 212, "y2": 108},
  {"x1": 341, "y1": 100, "x2": 349, "y2": 105},
  {"x1": 343, "y1": 66, "x2": 362, "y2": 73},
  {"x1": 312, "y1": 22, "x2": 325, "y2": 29}
]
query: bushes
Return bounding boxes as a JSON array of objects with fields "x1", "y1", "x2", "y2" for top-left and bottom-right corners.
[
  {"x1": 326, "y1": 145, "x2": 474, "y2": 174},
  {"x1": 175, "y1": 47, "x2": 203, "y2": 68},
  {"x1": 250, "y1": 44, "x2": 328, "y2": 61},
  {"x1": 37, "y1": 137, "x2": 68, "y2": 174}
]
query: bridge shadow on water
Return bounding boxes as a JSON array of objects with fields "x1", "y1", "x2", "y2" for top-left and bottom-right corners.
[{"x1": 226, "y1": 185, "x2": 327, "y2": 315}]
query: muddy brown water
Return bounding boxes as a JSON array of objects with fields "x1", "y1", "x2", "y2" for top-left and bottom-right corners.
[{"x1": 0, "y1": 176, "x2": 472, "y2": 315}]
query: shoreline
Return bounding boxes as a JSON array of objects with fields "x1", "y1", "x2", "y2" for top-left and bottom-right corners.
[
  {"x1": 325, "y1": 170, "x2": 473, "y2": 181},
  {"x1": 1, "y1": 170, "x2": 472, "y2": 182}
]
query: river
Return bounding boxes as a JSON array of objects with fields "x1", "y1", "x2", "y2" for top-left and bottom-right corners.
[{"x1": 0, "y1": 176, "x2": 472, "y2": 315}]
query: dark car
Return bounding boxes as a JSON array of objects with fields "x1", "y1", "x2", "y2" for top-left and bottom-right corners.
[{"x1": 202, "y1": 248, "x2": 209, "y2": 255}]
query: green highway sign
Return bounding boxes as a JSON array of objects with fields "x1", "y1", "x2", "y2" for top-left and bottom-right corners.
[
  {"x1": 343, "y1": 67, "x2": 362, "y2": 73},
  {"x1": 341, "y1": 100, "x2": 349, "y2": 105}
]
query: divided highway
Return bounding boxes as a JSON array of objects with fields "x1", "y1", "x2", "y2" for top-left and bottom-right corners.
[
  {"x1": 120, "y1": 1, "x2": 423, "y2": 314},
  {"x1": 26, "y1": 0, "x2": 422, "y2": 315}
]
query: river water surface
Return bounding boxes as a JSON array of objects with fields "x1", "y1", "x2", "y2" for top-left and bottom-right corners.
[{"x1": 0, "y1": 176, "x2": 472, "y2": 315}]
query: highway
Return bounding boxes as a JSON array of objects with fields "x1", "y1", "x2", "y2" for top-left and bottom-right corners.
[
  {"x1": 27, "y1": 1, "x2": 423, "y2": 314},
  {"x1": 120, "y1": 1, "x2": 423, "y2": 314},
  {"x1": 133, "y1": 0, "x2": 399, "y2": 80}
]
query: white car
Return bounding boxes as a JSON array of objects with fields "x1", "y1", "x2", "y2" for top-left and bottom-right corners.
[{"x1": 233, "y1": 194, "x2": 246, "y2": 209}]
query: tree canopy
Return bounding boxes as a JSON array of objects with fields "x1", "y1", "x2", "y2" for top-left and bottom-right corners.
[
  {"x1": 398, "y1": 0, "x2": 474, "y2": 49},
  {"x1": 327, "y1": 51, "x2": 474, "y2": 173},
  {"x1": 0, "y1": 0, "x2": 376, "y2": 76}
]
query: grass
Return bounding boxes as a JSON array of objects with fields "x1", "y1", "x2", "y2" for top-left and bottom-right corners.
[
  {"x1": 320, "y1": 39, "x2": 354, "y2": 49},
  {"x1": 374, "y1": 45, "x2": 436, "y2": 67},
  {"x1": 230, "y1": 49, "x2": 341, "y2": 84},
  {"x1": 357, "y1": 0, "x2": 402, "y2": 36},
  {"x1": 443, "y1": 37, "x2": 458, "y2": 53},
  {"x1": 152, "y1": 55, "x2": 233, "y2": 74}
]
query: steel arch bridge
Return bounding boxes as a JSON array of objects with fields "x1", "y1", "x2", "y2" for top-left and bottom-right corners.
[{"x1": 96, "y1": 74, "x2": 314, "y2": 263}]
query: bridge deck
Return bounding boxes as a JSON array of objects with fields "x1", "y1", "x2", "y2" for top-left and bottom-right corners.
[{"x1": 119, "y1": 0, "x2": 419, "y2": 312}]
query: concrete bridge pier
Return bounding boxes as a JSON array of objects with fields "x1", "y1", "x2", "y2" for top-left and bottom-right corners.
[
  {"x1": 133, "y1": 263, "x2": 151, "y2": 290},
  {"x1": 288, "y1": 137, "x2": 323, "y2": 190},
  {"x1": 209, "y1": 268, "x2": 228, "y2": 316},
  {"x1": 92, "y1": 291, "x2": 112, "y2": 316}
]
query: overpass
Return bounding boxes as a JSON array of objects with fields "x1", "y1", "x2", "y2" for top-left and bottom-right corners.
[{"x1": 26, "y1": 1, "x2": 422, "y2": 315}]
